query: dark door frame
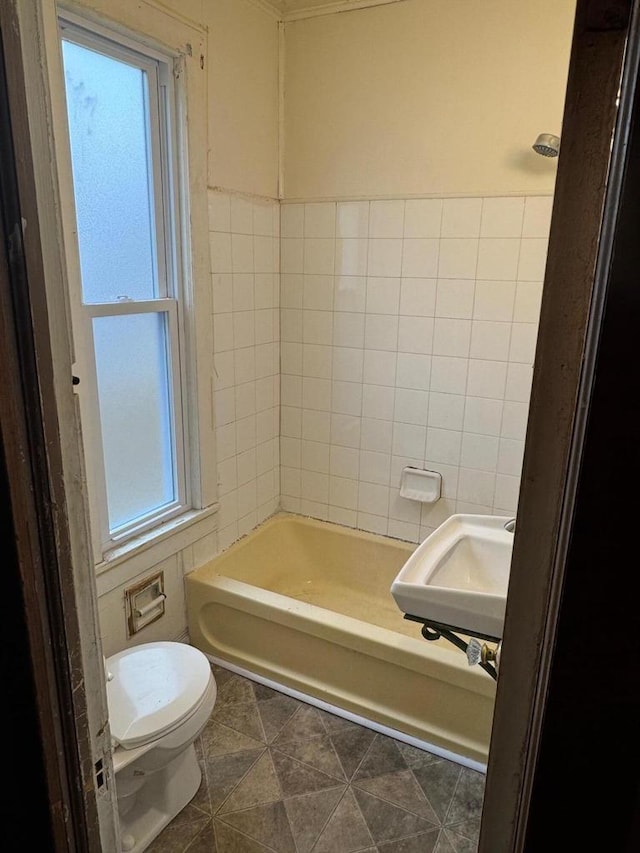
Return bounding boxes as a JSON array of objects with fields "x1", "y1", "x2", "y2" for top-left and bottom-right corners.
[
  {"x1": 481, "y1": 0, "x2": 640, "y2": 849},
  {"x1": 2, "y1": 0, "x2": 639, "y2": 850},
  {"x1": 0, "y1": 4, "x2": 106, "y2": 850}
]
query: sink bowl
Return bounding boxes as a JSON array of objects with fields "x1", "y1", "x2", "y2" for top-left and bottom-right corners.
[{"x1": 391, "y1": 514, "x2": 514, "y2": 639}]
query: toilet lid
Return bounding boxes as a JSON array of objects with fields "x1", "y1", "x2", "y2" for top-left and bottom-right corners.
[{"x1": 106, "y1": 641, "x2": 212, "y2": 749}]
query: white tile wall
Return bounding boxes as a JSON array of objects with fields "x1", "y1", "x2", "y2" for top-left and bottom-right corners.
[
  {"x1": 209, "y1": 190, "x2": 280, "y2": 551},
  {"x1": 280, "y1": 196, "x2": 551, "y2": 542}
]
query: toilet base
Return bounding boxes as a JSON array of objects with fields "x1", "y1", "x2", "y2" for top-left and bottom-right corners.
[{"x1": 116, "y1": 743, "x2": 202, "y2": 853}]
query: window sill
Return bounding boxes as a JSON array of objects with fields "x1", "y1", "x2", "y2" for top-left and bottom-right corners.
[{"x1": 95, "y1": 504, "x2": 218, "y2": 597}]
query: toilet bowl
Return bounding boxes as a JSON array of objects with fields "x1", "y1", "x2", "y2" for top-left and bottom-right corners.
[{"x1": 105, "y1": 641, "x2": 217, "y2": 853}]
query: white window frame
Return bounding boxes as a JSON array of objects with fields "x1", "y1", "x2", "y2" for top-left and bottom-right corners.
[{"x1": 58, "y1": 12, "x2": 194, "y2": 563}]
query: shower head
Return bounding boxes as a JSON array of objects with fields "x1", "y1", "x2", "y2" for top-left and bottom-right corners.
[{"x1": 532, "y1": 133, "x2": 560, "y2": 157}]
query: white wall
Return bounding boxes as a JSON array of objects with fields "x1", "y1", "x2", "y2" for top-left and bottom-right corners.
[
  {"x1": 279, "y1": 195, "x2": 551, "y2": 540},
  {"x1": 283, "y1": 0, "x2": 575, "y2": 199},
  {"x1": 209, "y1": 190, "x2": 281, "y2": 552}
]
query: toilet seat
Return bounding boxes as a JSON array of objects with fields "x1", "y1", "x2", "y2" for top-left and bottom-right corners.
[{"x1": 106, "y1": 641, "x2": 213, "y2": 749}]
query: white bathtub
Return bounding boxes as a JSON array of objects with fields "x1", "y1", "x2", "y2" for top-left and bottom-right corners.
[{"x1": 186, "y1": 512, "x2": 496, "y2": 765}]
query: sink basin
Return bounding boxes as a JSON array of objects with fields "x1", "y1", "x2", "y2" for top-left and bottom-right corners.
[{"x1": 391, "y1": 514, "x2": 514, "y2": 639}]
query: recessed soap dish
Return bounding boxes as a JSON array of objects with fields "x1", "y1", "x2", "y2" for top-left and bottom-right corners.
[{"x1": 399, "y1": 467, "x2": 442, "y2": 503}]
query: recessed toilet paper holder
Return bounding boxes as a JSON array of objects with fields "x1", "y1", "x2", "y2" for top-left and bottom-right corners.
[
  {"x1": 126, "y1": 570, "x2": 166, "y2": 636},
  {"x1": 399, "y1": 466, "x2": 442, "y2": 503}
]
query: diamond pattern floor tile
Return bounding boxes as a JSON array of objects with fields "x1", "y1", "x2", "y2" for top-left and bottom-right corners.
[{"x1": 144, "y1": 663, "x2": 484, "y2": 853}]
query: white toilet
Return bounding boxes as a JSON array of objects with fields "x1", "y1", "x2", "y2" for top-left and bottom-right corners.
[{"x1": 105, "y1": 641, "x2": 217, "y2": 853}]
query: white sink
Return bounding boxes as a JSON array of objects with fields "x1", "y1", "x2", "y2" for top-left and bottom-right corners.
[{"x1": 391, "y1": 514, "x2": 514, "y2": 639}]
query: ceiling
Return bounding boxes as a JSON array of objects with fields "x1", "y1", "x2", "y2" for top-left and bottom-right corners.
[{"x1": 263, "y1": 0, "x2": 396, "y2": 20}]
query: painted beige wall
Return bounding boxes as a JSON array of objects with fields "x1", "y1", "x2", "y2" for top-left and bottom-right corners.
[
  {"x1": 283, "y1": 0, "x2": 576, "y2": 199},
  {"x1": 208, "y1": 0, "x2": 280, "y2": 198}
]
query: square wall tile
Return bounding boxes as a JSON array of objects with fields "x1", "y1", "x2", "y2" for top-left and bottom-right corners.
[
  {"x1": 463, "y1": 397, "x2": 504, "y2": 436},
  {"x1": 400, "y1": 278, "x2": 437, "y2": 316},
  {"x1": 361, "y1": 418, "x2": 393, "y2": 453},
  {"x1": 473, "y1": 280, "x2": 516, "y2": 322},
  {"x1": 505, "y1": 363, "x2": 534, "y2": 402},
  {"x1": 303, "y1": 344, "x2": 332, "y2": 379},
  {"x1": 441, "y1": 198, "x2": 482, "y2": 238},
  {"x1": 303, "y1": 310, "x2": 332, "y2": 345},
  {"x1": 368, "y1": 239, "x2": 403, "y2": 277},
  {"x1": 401, "y1": 239, "x2": 439, "y2": 278},
  {"x1": 302, "y1": 377, "x2": 331, "y2": 411},
  {"x1": 394, "y1": 388, "x2": 429, "y2": 426},
  {"x1": 476, "y1": 239, "x2": 520, "y2": 280},
  {"x1": 231, "y1": 234, "x2": 254, "y2": 272},
  {"x1": 398, "y1": 316, "x2": 434, "y2": 354},
  {"x1": 458, "y1": 468, "x2": 496, "y2": 506},
  {"x1": 470, "y1": 321, "x2": 511, "y2": 361},
  {"x1": 281, "y1": 274, "x2": 303, "y2": 309},
  {"x1": 304, "y1": 239, "x2": 335, "y2": 275},
  {"x1": 210, "y1": 232, "x2": 232, "y2": 273},
  {"x1": 362, "y1": 384, "x2": 395, "y2": 420},
  {"x1": 302, "y1": 409, "x2": 330, "y2": 443},
  {"x1": 335, "y1": 239, "x2": 368, "y2": 276},
  {"x1": 435, "y1": 279, "x2": 475, "y2": 319},
  {"x1": 330, "y1": 413, "x2": 361, "y2": 447},
  {"x1": 498, "y1": 437, "x2": 525, "y2": 476},
  {"x1": 253, "y1": 202, "x2": 274, "y2": 237},
  {"x1": 335, "y1": 275, "x2": 366, "y2": 312},
  {"x1": 230, "y1": 196, "x2": 253, "y2": 234},
  {"x1": 281, "y1": 406, "x2": 301, "y2": 438},
  {"x1": 501, "y1": 401, "x2": 530, "y2": 440},
  {"x1": 433, "y1": 319, "x2": 471, "y2": 358},
  {"x1": 330, "y1": 475, "x2": 359, "y2": 509},
  {"x1": 509, "y1": 323, "x2": 538, "y2": 364},
  {"x1": 282, "y1": 239, "x2": 304, "y2": 273},
  {"x1": 494, "y1": 474, "x2": 520, "y2": 512},
  {"x1": 425, "y1": 428, "x2": 462, "y2": 465},
  {"x1": 467, "y1": 359, "x2": 508, "y2": 399},
  {"x1": 460, "y1": 433, "x2": 499, "y2": 471},
  {"x1": 233, "y1": 274, "x2": 254, "y2": 311},
  {"x1": 428, "y1": 393, "x2": 465, "y2": 430},
  {"x1": 209, "y1": 191, "x2": 231, "y2": 232},
  {"x1": 393, "y1": 422, "x2": 427, "y2": 458},
  {"x1": 366, "y1": 277, "x2": 401, "y2": 314},
  {"x1": 337, "y1": 201, "x2": 369, "y2": 238},
  {"x1": 301, "y1": 440, "x2": 330, "y2": 473},
  {"x1": 369, "y1": 200, "x2": 405, "y2": 238},
  {"x1": 518, "y1": 239, "x2": 548, "y2": 281},
  {"x1": 332, "y1": 347, "x2": 364, "y2": 382},
  {"x1": 430, "y1": 356, "x2": 468, "y2": 394},
  {"x1": 438, "y1": 239, "x2": 479, "y2": 279},
  {"x1": 332, "y1": 380, "x2": 362, "y2": 416},
  {"x1": 330, "y1": 444, "x2": 360, "y2": 479},
  {"x1": 480, "y1": 197, "x2": 525, "y2": 238},
  {"x1": 396, "y1": 353, "x2": 431, "y2": 390},
  {"x1": 281, "y1": 204, "x2": 304, "y2": 238},
  {"x1": 304, "y1": 202, "x2": 336, "y2": 238},
  {"x1": 333, "y1": 312, "x2": 365, "y2": 348},
  {"x1": 303, "y1": 275, "x2": 334, "y2": 311},
  {"x1": 365, "y1": 314, "x2": 399, "y2": 351},
  {"x1": 358, "y1": 481, "x2": 390, "y2": 515},
  {"x1": 514, "y1": 282, "x2": 543, "y2": 323},
  {"x1": 359, "y1": 450, "x2": 391, "y2": 485},
  {"x1": 363, "y1": 349, "x2": 398, "y2": 386},
  {"x1": 404, "y1": 198, "x2": 442, "y2": 238}
]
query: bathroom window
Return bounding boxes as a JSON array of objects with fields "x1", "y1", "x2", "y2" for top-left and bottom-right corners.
[{"x1": 59, "y1": 16, "x2": 190, "y2": 558}]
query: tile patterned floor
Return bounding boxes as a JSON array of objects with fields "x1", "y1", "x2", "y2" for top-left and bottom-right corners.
[{"x1": 147, "y1": 663, "x2": 485, "y2": 853}]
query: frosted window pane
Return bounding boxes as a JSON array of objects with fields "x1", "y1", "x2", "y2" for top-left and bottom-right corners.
[
  {"x1": 62, "y1": 40, "x2": 158, "y2": 303},
  {"x1": 93, "y1": 313, "x2": 175, "y2": 531}
]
